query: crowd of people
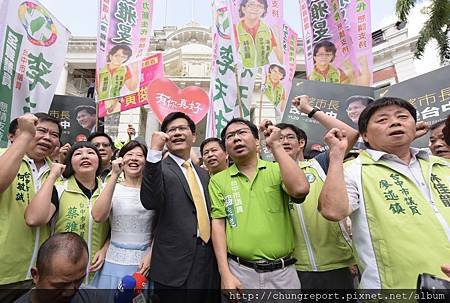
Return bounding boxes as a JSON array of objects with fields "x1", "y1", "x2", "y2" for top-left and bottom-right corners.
[{"x1": 0, "y1": 96, "x2": 449, "y2": 303}]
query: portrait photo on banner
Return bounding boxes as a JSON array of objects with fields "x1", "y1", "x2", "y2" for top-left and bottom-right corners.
[
  {"x1": 229, "y1": 0, "x2": 284, "y2": 69},
  {"x1": 300, "y1": 0, "x2": 373, "y2": 86}
]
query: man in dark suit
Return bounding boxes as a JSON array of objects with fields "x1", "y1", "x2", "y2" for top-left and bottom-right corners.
[{"x1": 141, "y1": 112, "x2": 219, "y2": 302}]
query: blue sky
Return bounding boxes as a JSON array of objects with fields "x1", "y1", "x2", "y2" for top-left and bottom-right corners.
[{"x1": 40, "y1": 0, "x2": 398, "y2": 36}]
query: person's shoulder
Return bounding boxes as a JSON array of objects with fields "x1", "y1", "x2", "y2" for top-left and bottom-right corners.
[
  {"x1": 13, "y1": 290, "x2": 32, "y2": 303},
  {"x1": 263, "y1": 159, "x2": 280, "y2": 170},
  {"x1": 195, "y1": 163, "x2": 210, "y2": 177},
  {"x1": 73, "y1": 286, "x2": 106, "y2": 303},
  {"x1": 428, "y1": 155, "x2": 450, "y2": 167},
  {"x1": 211, "y1": 167, "x2": 230, "y2": 180},
  {"x1": 344, "y1": 157, "x2": 361, "y2": 169}
]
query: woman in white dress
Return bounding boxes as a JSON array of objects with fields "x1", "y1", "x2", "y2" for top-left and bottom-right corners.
[{"x1": 91, "y1": 140, "x2": 156, "y2": 288}]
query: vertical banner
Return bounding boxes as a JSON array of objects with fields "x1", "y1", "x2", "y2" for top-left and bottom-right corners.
[
  {"x1": 261, "y1": 23, "x2": 298, "y2": 120},
  {"x1": 299, "y1": 0, "x2": 372, "y2": 86},
  {"x1": 207, "y1": 0, "x2": 256, "y2": 138},
  {"x1": 0, "y1": 0, "x2": 70, "y2": 147},
  {"x1": 346, "y1": 0, "x2": 372, "y2": 86},
  {"x1": 96, "y1": 0, "x2": 153, "y2": 101},
  {"x1": 228, "y1": 0, "x2": 284, "y2": 69},
  {"x1": 97, "y1": 52, "x2": 163, "y2": 117}
]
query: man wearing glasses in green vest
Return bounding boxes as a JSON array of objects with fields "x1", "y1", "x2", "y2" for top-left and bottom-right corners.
[{"x1": 262, "y1": 94, "x2": 359, "y2": 290}]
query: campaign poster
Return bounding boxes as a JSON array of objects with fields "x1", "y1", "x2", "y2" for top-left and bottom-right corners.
[
  {"x1": 0, "y1": 0, "x2": 69, "y2": 147},
  {"x1": 282, "y1": 79, "x2": 373, "y2": 151},
  {"x1": 299, "y1": 0, "x2": 372, "y2": 86},
  {"x1": 96, "y1": 0, "x2": 153, "y2": 101},
  {"x1": 97, "y1": 53, "x2": 164, "y2": 117},
  {"x1": 228, "y1": 0, "x2": 284, "y2": 69},
  {"x1": 49, "y1": 95, "x2": 100, "y2": 145}
]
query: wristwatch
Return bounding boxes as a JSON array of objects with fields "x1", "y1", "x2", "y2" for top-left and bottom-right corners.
[{"x1": 307, "y1": 107, "x2": 321, "y2": 118}]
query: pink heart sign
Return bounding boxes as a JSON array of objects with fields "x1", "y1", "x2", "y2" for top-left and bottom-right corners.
[{"x1": 147, "y1": 78, "x2": 210, "y2": 123}]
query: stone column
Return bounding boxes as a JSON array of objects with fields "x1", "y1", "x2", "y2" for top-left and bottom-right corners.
[{"x1": 55, "y1": 62, "x2": 69, "y2": 95}]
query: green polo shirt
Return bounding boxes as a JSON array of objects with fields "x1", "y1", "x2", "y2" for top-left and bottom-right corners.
[{"x1": 209, "y1": 159, "x2": 300, "y2": 261}]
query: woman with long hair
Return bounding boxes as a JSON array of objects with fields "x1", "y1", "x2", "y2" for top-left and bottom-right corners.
[
  {"x1": 91, "y1": 140, "x2": 156, "y2": 288},
  {"x1": 25, "y1": 141, "x2": 110, "y2": 283}
]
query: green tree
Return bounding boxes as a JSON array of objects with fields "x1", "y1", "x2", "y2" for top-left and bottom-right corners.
[{"x1": 396, "y1": 0, "x2": 450, "y2": 63}]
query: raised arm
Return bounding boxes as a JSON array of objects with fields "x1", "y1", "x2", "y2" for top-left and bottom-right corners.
[
  {"x1": 319, "y1": 128, "x2": 353, "y2": 221},
  {"x1": 140, "y1": 131, "x2": 169, "y2": 210},
  {"x1": 0, "y1": 114, "x2": 37, "y2": 193},
  {"x1": 25, "y1": 163, "x2": 65, "y2": 226},
  {"x1": 293, "y1": 95, "x2": 360, "y2": 153},
  {"x1": 264, "y1": 125, "x2": 309, "y2": 199},
  {"x1": 91, "y1": 158, "x2": 123, "y2": 223}
]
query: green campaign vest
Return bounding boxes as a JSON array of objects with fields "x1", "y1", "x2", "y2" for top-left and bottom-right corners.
[
  {"x1": 97, "y1": 65, "x2": 128, "y2": 100},
  {"x1": 264, "y1": 81, "x2": 284, "y2": 107},
  {"x1": 54, "y1": 176, "x2": 110, "y2": 281},
  {"x1": 309, "y1": 65, "x2": 341, "y2": 83},
  {"x1": 290, "y1": 159, "x2": 355, "y2": 272},
  {"x1": 357, "y1": 151, "x2": 450, "y2": 289},
  {"x1": 236, "y1": 21, "x2": 272, "y2": 68},
  {"x1": 0, "y1": 151, "x2": 52, "y2": 285}
]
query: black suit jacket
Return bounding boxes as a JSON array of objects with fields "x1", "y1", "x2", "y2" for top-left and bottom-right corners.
[{"x1": 140, "y1": 155, "x2": 213, "y2": 287}]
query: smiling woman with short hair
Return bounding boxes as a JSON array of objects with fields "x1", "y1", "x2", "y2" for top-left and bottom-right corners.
[{"x1": 24, "y1": 141, "x2": 110, "y2": 284}]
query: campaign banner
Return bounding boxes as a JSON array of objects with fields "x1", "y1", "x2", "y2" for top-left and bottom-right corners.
[
  {"x1": 96, "y1": 0, "x2": 153, "y2": 101},
  {"x1": 147, "y1": 78, "x2": 210, "y2": 124},
  {"x1": 97, "y1": 53, "x2": 163, "y2": 117},
  {"x1": 299, "y1": 0, "x2": 372, "y2": 86},
  {"x1": 207, "y1": 0, "x2": 256, "y2": 138},
  {"x1": 282, "y1": 79, "x2": 374, "y2": 151},
  {"x1": 49, "y1": 95, "x2": 99, "y2": 145},
  {"x1": 261, "y1": 22, "x2": 298, "y2": 121},
  {"x1": 0, "y1": 0, "x2": 70, "y2": 147},
  {"x1": 282, "y1": 66, "x2": 450, "y2": 150},
  {"x1": 378, "y1": 65, "x2": 450, "y2": 148},
  {"x1": 228, "y1": 0, "x2": 284, "y2": 69}
]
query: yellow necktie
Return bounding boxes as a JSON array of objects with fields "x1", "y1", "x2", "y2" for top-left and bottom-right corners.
[{"x1": 182, "y1": 161, "x2": 211, "y2": 243}]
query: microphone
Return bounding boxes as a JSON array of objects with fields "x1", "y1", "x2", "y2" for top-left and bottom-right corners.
[
  {"x1": 114, "y1": 275, "x2": 136, "y2": 303},
  {"x1": 132, "y1": 272, "x2": 148, "y2": 295}
]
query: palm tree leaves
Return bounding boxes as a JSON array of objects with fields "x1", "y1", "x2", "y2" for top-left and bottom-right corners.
[{"x1": 396, "y1": 0, "x2": 450, "y2": 63}]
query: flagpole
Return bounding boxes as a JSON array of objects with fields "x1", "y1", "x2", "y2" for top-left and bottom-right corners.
[
  {"x1": 191, "y1": 0, "x2": 195, "y2": 22},
  {"x1": 234, "y1": 65, "x2": 243, "y2": 118}
]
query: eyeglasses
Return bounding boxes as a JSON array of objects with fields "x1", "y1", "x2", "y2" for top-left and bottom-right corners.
[
  {"x1": 315, "y1": 53, "x2": 334, "y2": 58},
  {"x1": 166, "y1": 125, "x2": 191, "y2": 134},
  {"x1": 225, "y1": 128, "x2": 251, "y2": 141},
  {"x1": 93, "y1": 142, "x2": 111, "y2": 148},
  {"x1": 279, "y1": 134, "x2": 298, "y2": 142}
]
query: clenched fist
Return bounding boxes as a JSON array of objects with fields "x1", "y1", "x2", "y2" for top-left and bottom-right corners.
[
  {"x1": 17, "y1": 114, "x2": 38, "y2": 138},
  {"x1": 292, "y1": 95, "x2": 313, "y2": 115},
  {"x1": 111, "y1": 157, "x2": 124, "y2": 176},
  {"x1": 49, "y1": 162, "x2": 66, "y2": 179},
  {"x1": 324, "y1": 128, "x2": 348, "y2": 159},
  {"x1": 265, "y1": 125, "x2": 282, "y2": 149},
  {"x1": 150, "y1": 131, "x2": 170, "y2": 151}
]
